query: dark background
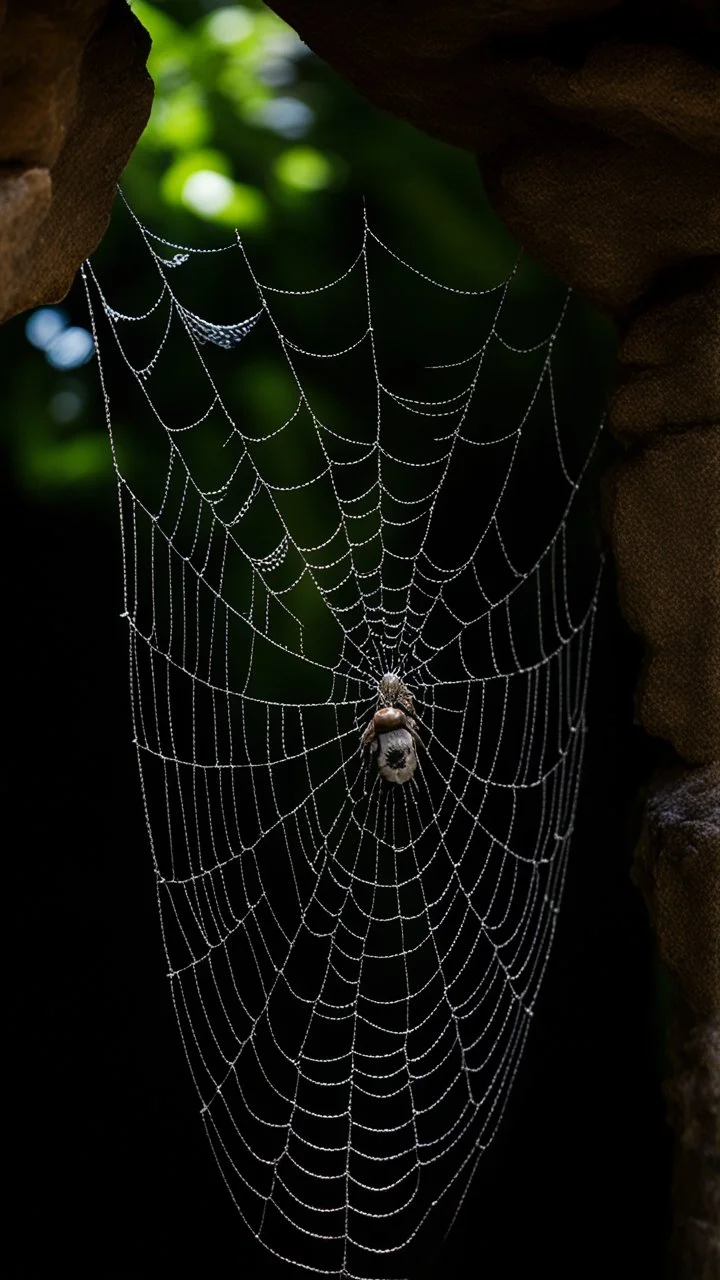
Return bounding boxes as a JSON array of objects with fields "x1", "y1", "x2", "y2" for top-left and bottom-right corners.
[{"x1": 5, "y1": 1, "x2": 671, "y2": 1275}]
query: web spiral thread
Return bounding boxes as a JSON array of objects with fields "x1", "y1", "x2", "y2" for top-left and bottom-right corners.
[{"x1": 84, "y1": 199, "x2": 603, "y2": 1279}]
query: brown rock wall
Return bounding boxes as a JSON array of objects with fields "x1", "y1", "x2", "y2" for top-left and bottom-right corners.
[
  {"x1": 611, "y1": 267, "x2": 720, "y2": 439},
  {"x1": 635, "y1": 767, "x2": 720, "y2": 1280},
  {"x1": 482, "y1": 128, "x2": 720, "y2": 312},
  {"x1": 0, "y1": 0, "x2": 153, "y2": 323},
  {"x1": 605, "y1": 426, "x2": 720, "y2": 765},
  {"x1": 636, "y1": 767, "x2": 720, "y2": 1021}
]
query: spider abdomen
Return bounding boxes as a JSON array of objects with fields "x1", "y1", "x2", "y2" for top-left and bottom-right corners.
[
  {"x1": 375, "y1": 727, "x2": 417, "y2": 785},
  {"x1": 373, "y1": 705, "x2": 407, "y2": 734}
]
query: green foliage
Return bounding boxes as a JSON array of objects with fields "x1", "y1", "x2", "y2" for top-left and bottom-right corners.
[
  {"x1": 120, "y1": 0, "x2": 521, "y2": 268},
  {"x1": 273, "y1": 145, "x2": 336, "y2": 191},
  {"x1": 125, "y1": 0, "x2": 337, "y2": 232},
  {"x1": 1, "y1": 0, "x2": 616, "y2": 504}
]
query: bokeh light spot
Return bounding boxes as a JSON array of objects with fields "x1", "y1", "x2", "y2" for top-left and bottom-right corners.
[
  {"x1": 257, "y1": 58, "x2": 296, "y2": 88},
  {"x1": 263, "y1": 31, "x2": 307, "y2": 58},
  {"x1": 182, "y1": 169, "x2": 235, "y2": 216},
  {"x1": 248, "y1": 97, "x2": 314, "y2": 139},
  {"x1": 274, "y1": 146, "x2": 333, "y2": 192},
  {"x1": 44, "y1": 327, "x2": 95, "y2": 371},
  {"x1": 178, "y1": 168, "x2": 267, "y2": 228},
  {"x1": 50, "y1": 388, "x2": 85, "y2": 423},
  {"x1": 206, "y1": 6, "x2": 254, "y2": 46},
  {"x1": 25, "y1": 308, "x2": 69, "y2": 351}
]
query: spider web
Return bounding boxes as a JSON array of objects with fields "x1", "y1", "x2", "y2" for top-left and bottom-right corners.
[{"x1": 84, "y1": 195, "x2": 604, "y2": 1279}]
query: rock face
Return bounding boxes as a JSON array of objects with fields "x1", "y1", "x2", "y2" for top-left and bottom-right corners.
[
  {"x1": 606, "y1": 425, "x2": 720, "y2": 766},
  {"x1": 268, "y1": 1, "x2": 720, "y2": 1274},
  {"x1": 635, "y1": 767, "x2": 720, "y2": 1280},
  {"x1": 0, "y1": 0, "x2": 153, "y2": 324}
]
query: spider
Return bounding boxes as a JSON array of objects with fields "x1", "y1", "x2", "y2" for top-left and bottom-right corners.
[{"x1": 361, "y1": 674, "x2": 422, "y2": 785}]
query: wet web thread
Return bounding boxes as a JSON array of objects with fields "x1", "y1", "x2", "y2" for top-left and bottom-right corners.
[{"x1": 84, "y1": 200, "x2": 603, "y2": 1279}]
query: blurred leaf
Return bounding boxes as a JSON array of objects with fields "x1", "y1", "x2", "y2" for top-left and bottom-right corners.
[
  {"x1": 274, "y1": 146, "x2": 334, "y2": 192},
  {"x1": 216, "y1": 56, "x2": 268, "y2": 110},
  {"x1": 131, "y1": 1, "x2": 189, "y2": 85},
  {"x1": 188, "y1": 173, "x2": 267, "y2": 227},
  {"x1": 202, "y1": 5, "x2": 256, "y2": 48},
  {"x1": 141, "y1": 82, "x2": 211, "y2": 150},
  {"x1": 20, "y1": 434, "x2": 112, "y2": 493},
  {"x1": 131, "y1": 0, "x2": 182, "y2": 46},
  {"x1": 160, "y1": 146, "x2": 231, "y2": 201},
  {"x1": 160, "y1": 147, "x2": 267, "y2": 226}
]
